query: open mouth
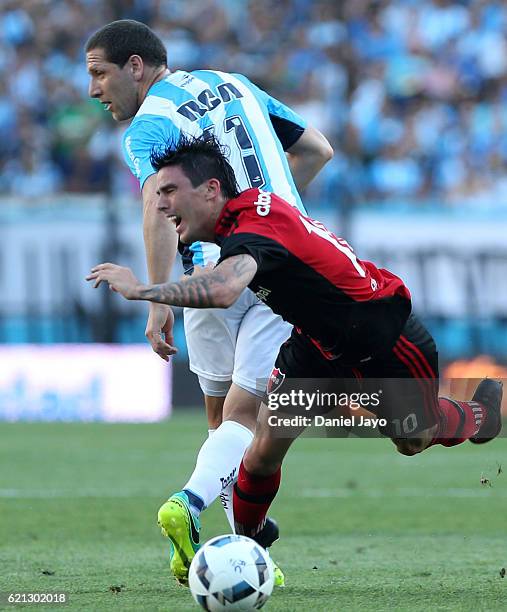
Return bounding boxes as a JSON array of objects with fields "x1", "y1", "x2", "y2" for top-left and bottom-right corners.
[
  {"x1": 102, "y1": 101, "x2": 112, "y2": 111},
  {"x1": 168, "y1": 214, "x2": 182, "y2": 230}
]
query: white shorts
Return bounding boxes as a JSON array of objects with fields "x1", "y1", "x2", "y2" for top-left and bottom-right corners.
[{"x1": 183, "y1": 288, "x2": 292, "y2": 396}]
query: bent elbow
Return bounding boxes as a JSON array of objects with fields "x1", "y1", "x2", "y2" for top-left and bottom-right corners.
[{"x1": 322, "y1": 142, "x2": 334, "y2": 162}]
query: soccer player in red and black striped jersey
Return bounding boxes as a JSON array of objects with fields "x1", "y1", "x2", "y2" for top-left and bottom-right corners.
[{"x1": 87, "y1": 135, "x2": 503, "y2": 544}]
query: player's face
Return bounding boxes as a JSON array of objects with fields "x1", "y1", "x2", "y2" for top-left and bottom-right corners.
[
  {"x1": 86, "y1": 48, "x2": 139, "y2": 121},
  {"x1": 156, "y1": 166, "x2": 217, "y2": 244}
]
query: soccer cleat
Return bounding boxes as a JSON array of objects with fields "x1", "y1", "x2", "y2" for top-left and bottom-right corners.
[
  {"x1": 253, "y1": 517, "x2": 279, "y2": 549},
  {"x1": 157, "y1": 492, "x2": 201, "y2": 586},
  {"x1": 470, "y1": 379, "x2": 503, "y2": 444},
  {"x1": 253, "y1": 517, "x2": 285, "y2": 587},
  {"x1": 271, "y1": 558, "x2": 286, "y2": 587}
]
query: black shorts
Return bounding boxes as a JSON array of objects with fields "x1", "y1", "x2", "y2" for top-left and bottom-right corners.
[{"x1": 269, "y1": 314, "x2": 440, "y2": 437}]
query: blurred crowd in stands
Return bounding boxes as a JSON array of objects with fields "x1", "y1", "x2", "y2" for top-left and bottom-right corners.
[{"x1": 2, "y1": 0, "x2": 507, "y2": 208}]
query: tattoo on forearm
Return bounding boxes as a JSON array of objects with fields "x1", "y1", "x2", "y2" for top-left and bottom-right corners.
[
  {"x1": 138, "y1": 254, "x2": 256, "y2": 308},
  {"x1": 140, "y1": 273, "x2": 223, "y2": 308}
]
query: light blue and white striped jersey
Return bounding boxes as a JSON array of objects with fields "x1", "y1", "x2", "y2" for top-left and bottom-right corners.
[{"x1": 122, "y1": 69, "x2": 307, "y2": 267}]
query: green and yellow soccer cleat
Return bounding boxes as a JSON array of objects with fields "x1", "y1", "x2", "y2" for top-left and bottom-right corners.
[
  {"x1": 157, "y1": 492, "x2": 201, "y2": 586},
  {"x1": 255, "y1": 518, "x2": 285, "y2": 587},
  {"x1": 272, "y1": 559, "x2": 285, "y2": 587}
]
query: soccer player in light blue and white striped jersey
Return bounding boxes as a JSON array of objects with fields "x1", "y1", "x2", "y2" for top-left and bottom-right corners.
[{"x1": 86, "y1": 19, "x2": 333, "y2": 586}]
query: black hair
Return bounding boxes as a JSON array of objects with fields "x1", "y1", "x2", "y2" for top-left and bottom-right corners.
[
  {"x1": 150, "y1": 134, "x2": 241, "y2": 200},
  {"x1": 85, "y1": 20, "x2": 167, "y2": 68}
]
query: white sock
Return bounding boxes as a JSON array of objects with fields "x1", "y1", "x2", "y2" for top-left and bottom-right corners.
[
  {"x1": 206, "y1": 428, "x2": 236, "y2": 532},
  {"x1": 183, "y1": 420, "x2": 253, "y2": 515},
  {"x1": 219, "y1": 482, "x2": 236, "y2": 532}
]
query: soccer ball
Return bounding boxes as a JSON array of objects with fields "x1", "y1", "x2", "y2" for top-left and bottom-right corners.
[{"x1": 188, "y1": 534, "x2": 275, "y2": 611}]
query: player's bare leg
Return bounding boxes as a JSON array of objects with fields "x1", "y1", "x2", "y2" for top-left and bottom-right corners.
[
  {"x1": 233, "y1": 402, "x2": 304, "y2": 537},
  {"x1": 204, "y1": 394, "x2": 225, "y2": 430},
  {"x1": 242, "y1": 403, "x2": 301, "y2": 475},
  {"x1": 222, "y1": 383, "x2": 259, "y2": 432}
]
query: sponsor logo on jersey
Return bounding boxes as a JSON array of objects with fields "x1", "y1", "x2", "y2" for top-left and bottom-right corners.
[
  {"x1": 254, "y1": 190, "x2": 271, "y2": 216},
  {"x1": 267, "y1": 367, "x2": 285, "y2": 394},
  {"x1": 124, "y1": 135, "x2": 141, "y2": 178},
  {"x1": 176, "y1": 82, "x2": 243, "y2": 121},
  {"x1": 256, "y1": 286, "x2": 271, "y2": 302}
]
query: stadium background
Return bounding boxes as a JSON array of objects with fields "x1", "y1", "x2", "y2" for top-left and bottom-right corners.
[
  {"x1": 1, "y1": 0, "x2": 506, "y2": 416},
  {"x1": 0, "y1": 0, "x2": 507, "y2": 609}
]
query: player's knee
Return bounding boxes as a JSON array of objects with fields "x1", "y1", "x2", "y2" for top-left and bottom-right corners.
[{"x1": 393, "y1": 437, "x2": 426, "y2": 456}]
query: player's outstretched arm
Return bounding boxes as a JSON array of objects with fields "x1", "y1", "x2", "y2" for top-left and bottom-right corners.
[
  {"x1": 142, "y1": 174, "x2": 179, "y2": 360},
  {"x1": 286, "y1": 124, "x2": 333, "y2": 191},
  {"x1": 87, "y1": 254, "x2": 258, "y2": 309}
]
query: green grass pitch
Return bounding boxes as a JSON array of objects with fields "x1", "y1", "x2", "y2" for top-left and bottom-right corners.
[{"x1": 0, "y1": 412, "x2": 505, "y2": 611}]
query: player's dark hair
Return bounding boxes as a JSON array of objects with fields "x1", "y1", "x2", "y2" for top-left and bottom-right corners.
[
  {"x1": 150, "y1": 135, "x2": 241, "y2": 201},
  {"x1": 85, "y1": 20, "x2": 167, "y2": 68}
]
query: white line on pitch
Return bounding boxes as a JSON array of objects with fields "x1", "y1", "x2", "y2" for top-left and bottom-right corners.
[{"x1": 1, "y1": 487, "x2": 504, "y2": 500}]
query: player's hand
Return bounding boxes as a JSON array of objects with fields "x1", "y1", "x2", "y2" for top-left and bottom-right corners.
[
  {"x1": 146, "y1": 303, "x2": 177, "y2": 361},
  {"x1": 86, "y1": 263, "x2": 141, "y2": 300}
]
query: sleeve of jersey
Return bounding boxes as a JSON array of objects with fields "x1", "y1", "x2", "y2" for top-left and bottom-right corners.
[
  {"x1": 231, "y1": 73, "x2": 307, "y2": 150},
  {"x1": 122, "y1": 117, "x2": 179, "y2": 189},
  {"x1": 218, "y1": 232, "x2": 288, "y2": 273}
]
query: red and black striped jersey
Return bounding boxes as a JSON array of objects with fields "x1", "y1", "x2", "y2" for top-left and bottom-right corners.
[{"x1": 215, "y1": 189, "x2": 412, "y2": 364}]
